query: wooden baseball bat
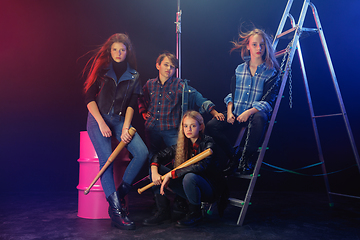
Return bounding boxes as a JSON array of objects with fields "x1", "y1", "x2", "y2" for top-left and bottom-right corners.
[
  {"x1": 84, "y1": 127, "x2": 137, "y2": 195},
  {"x1": 137, "y1": 148, "x2": 213, "y2": 194}
]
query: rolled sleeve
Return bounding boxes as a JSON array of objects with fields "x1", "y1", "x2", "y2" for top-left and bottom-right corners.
[{"x1": 224, "y1": 93, "x2": 233, "y2": 106}]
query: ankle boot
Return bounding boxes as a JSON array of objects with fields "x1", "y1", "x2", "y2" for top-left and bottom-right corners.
[
  {"x1": 117, "y1": 182, "x2": 134, "y2": 226},
  {"x1": 143, "y1": 194, "x2": 171, "y2": 226},
  {"x1": 175, "y1": 204, "x2": 202, "y2": 228},
  {"x1": 172, "y1": 195, "x2": 189, "y2": 221},
  {"x1": 223, "y1": 150, "x2": 242, "y2": 176},
  {"x1": 107, "y1": 192, "x2": 135, "y2": 230},
  {"x1": 238, "y1": 155, "x2": 256, "y2": 175}
]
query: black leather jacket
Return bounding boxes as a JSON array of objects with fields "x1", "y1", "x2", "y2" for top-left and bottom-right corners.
[
  {"x1": 151, "y1": 134, "x2": 226, "y2": 199},
  {"x1": 85, "y1": 63, "x2": 141, "y2": 117}
]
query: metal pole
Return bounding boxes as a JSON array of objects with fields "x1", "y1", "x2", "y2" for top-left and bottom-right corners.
[{"x1": 175, "y1": 0, "x2": 182, "y2": 78}]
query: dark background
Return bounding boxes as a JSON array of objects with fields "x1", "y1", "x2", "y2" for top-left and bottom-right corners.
[{"x1": 1, "y1": 0, "x2": 359, "y2": 196}]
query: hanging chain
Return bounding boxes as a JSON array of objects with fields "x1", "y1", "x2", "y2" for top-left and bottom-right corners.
[{"x1": 279, "y1": 40, "x2": 294, "y2": 109}]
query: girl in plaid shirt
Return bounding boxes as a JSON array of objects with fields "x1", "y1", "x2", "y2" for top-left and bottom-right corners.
[{"x1": 207, "y1": 28, "x2": 280, "y2": 176}]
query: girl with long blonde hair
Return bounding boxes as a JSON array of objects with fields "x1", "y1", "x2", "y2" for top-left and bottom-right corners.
[{"x1": 144, "y1": 111, "x2": 227, "y2": 228}]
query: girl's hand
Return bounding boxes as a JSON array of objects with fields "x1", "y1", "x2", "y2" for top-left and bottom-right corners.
[
  {"x1": 227, "y1": 112, "x2": 235, "y2": 124},
  {"x1": 99, "y1": 122, "x2": 112, "y2": 138},
  {"x1": 237, "y1": 110, "x2": 252, "y2": 123},
  {"x1": 121, "y1": 128, "x2": 133, "y2": 144},
  {"x1": 151, "y1": 172, "x2": 162, "y2": 185},
  {"x1": 160, "y1": 172, "x2": 171, "y2": 195}
]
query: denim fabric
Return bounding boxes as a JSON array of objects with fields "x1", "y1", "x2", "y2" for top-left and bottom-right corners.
[
  {"x1": 146, "y1": 127, "x2": 178, "y2": 162},
  {"x1": 87, "y1": 112, "x2": 148, "y2": 198},
  {"x1": 153, "y1": 166, "x2": 214, "y2": 205}
]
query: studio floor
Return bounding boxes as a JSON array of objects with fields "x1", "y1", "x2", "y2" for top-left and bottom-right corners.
[{"x1": 1, "y1": 188, "x2": 359, "y2": 240}]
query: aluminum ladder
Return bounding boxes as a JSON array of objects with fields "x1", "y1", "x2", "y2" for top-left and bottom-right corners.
[{"x1": 228, "y1": 0, "x2": 360, "y2": 226}]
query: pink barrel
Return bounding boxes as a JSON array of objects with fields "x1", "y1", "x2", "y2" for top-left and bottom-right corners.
[{"x1": 77, "y1": 131, "x2": 130, "y2": 219}]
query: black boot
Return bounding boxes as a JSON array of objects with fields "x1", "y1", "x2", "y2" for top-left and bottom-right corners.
[
  {"x1": 172, "y1": 195, "x2": 189, "y2": 221},
  {"x1": 222, "y1": 147, "x2": 242, "y2": 176},
  {"x1": 175, "y1": 204, "x2": 202, "y2": 228},
  {"x1": 116, "y1": 182, "x2": 135, "y2": 228},
  {"x1": 143, "y1": 194, "x2": 171, "y2": 226},
  {"x1": 237, "y1": 156, "x2": 256, "y2": 175},
  {"x1": 107, "y1": 191, "x2": 135, "y2": 230}
]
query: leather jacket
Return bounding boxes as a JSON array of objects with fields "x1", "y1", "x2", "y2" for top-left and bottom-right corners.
[
  {"x1": 85, "y1": 63, "x2": 141, "y2": 117},
  {"x1": 151, "y1": 134, "x2": 226, "y2": 199}
]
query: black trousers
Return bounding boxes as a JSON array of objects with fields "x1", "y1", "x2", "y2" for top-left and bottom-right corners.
[{"x1": 206, "y1": 111, "x2": 268, "y2": 161}]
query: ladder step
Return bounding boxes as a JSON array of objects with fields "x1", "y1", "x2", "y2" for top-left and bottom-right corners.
[
  {"x1": 275, "y1": 49, "x2": 287, "y2": 58},
  {"x1": 228, "y1": 198, "x2": 244, "y2": 207},
  {"x1": 233, "y1": 172, "x2": 255, "y2": 179},
  {"x1": 313, "y1": 113, "x2": 344, "y2": 118},
  {"x1": 276, "y1": 27, "x2": 319, "y2": 43},
  {"x1": 275, "y1": 27, "x2": 297, "y2": 39}
]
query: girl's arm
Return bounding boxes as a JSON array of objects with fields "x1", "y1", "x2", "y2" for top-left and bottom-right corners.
[
  {"x1": 236, "y1": 107, "x2": 259, "y2": 123},
  {"x1": 87, "y1": 101, "x2": 112, "y2": 137},
  {"x1": 227, "y1": 102, "x2": 235, "y2": 124}
]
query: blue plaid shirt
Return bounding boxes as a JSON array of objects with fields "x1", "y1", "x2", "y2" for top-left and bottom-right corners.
[{"x1": 224, "y1": 61, "x2": 277, "y2": 116}]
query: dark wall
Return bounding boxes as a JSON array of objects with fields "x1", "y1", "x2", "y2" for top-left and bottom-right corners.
[{"x1": 1, "y1": 0, "x2": 359, "y2": 194}]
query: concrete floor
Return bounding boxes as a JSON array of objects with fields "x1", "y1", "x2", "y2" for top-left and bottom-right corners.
[{"x1": 1, "y1": 188, "x2": 359, "y2": 240}]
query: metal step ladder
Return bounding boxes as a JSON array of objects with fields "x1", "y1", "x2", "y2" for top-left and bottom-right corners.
[{"x1": 228, "y1": 0, "x2": 360, "y2": 226}]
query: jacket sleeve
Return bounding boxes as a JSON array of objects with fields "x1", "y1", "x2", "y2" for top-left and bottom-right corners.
[
  {"x1": 252, "y1": 71, "x2": 281, "y2": 113},
  {"x1": 173, "y1": 138, "x2": 214, "y2": 178},
  {"x1": 151, "y1": 145, "x2": 177, "y2": 166},
  {"x1": 261, "y1": 71, "x2": 281, "y2": 110},
  {"x1": 84, "y1": 78, "x2": 100, "y2": 105},
  {"x1": 128, "y1": 78, "x2": 142, "y2": 110},
  {"x1": 188, "y1": 86, "x2": 215, "y2": 114}
]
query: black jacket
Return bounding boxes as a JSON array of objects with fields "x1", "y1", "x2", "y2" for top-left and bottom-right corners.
[
  {"x1": 151, "y1": 134, "x2": 226, "y2": 200},
  {"x1": 85, "y1": 64, "x2": 141, "y2": 117}
]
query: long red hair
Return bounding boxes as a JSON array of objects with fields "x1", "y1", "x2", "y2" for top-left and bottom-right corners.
[{"x1": 83, "y1": 33, "x2": 137, "y2": 93}]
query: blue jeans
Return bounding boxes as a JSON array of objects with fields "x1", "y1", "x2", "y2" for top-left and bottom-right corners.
[
  {"x1": 155, "y1": 166, "x2": 214, "y2": 205},
  {"x1": 87, "y1": 112, "x2": 148, "y2": 198},
  {"x1": 146, "y1": 127, "x2": 178, "y2": 162}
]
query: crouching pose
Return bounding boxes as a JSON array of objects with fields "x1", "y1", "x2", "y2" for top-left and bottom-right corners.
[{"x1": 143, "y1": 110, "x2": 228, "y2": 228}]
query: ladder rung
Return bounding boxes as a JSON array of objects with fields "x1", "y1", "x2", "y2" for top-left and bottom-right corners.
[
  {"x1": 313, "y1": 113, "x2": 344, "y2": 118},
  {"x1": 275, "y1": 27, "x2": 297, "y2": 39},
  {"x1": 276, "y1": 27, "x2": 319, "y2": 42},
  {"x1": 302, "y1": 27, "x2": 319, "y2": 33},
  {"x1": 228, "y1": 198, "x2": 244, "y2": 207},
  {"x1": 234, "y1": 172, "x2": 253, "y2": 179},
  {"x1": 275, "y1": 49, "x2": 287, "y2": 58}
]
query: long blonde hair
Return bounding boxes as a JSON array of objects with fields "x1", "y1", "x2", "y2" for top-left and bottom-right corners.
[
  {"x1": 230, "y1": 28, "x2": 279, "y2": 70},
  {"x1": 174, "y1": 111, "x2": 205, "y2": 168}
]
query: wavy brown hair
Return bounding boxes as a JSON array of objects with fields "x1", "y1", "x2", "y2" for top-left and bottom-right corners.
[
  {"x1": 230, "y1": 28, "x2": 279, "y2": 70},
  {"x1": 83, "y1": 33, "x2": 137, "y2": 93},
  {"x1": 174, "y1": 111, "x2": 205, "y2": 168}
]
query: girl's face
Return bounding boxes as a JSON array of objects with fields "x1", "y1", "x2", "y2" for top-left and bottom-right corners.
[
  {"x1": 156, "y1": 56, "x2": 176, "y2": 82},
  {"x1": 247, "y1": 34, "x2": 265, "y2": 60},
  {"x1": 183, "y1": 116, "x2": 201, "y2": 143},
  {"x1": 111, "y1": 42, "x2": 127, "y2": 63}
]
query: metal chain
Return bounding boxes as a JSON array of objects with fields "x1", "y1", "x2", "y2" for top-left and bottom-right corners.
[{"x1": 279, "y1": 40, "x2": 294, "y2": 109}]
